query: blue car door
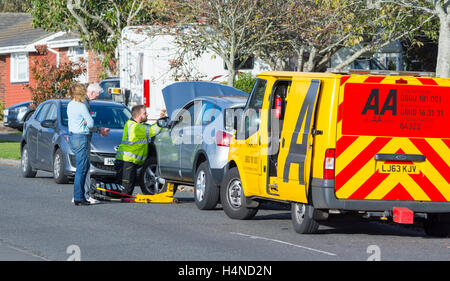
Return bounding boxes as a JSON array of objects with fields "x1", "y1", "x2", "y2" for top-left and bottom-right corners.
[
  {"x1": 180, "y1": 101, "x2": 204, "y2": 182},
  {"x1": 38, "y1": 102, "x2": 57, "y2": 170},
  {"x1": 28, "y1": 103, "x2": 51, "y2": 168}
]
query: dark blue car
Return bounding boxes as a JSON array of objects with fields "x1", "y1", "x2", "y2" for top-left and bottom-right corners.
[{"x1": 3, "y1": 101, "x2": 35, "y2": 131}]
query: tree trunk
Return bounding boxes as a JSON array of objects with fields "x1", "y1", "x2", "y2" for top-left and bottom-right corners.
[
  {"x1": 296, "y1": 46, "x2": 305, "y2": 72},
  {"x1": 333, "y1": 45, "x2": 372, "y2": 70},
  {"x1": 304, "y1": 46, "x2": 317, "y2": 72},
  {"x1": 436, "y1": 17, "x2": 450, "y2": 78},
  {"x1": 225, "y1": 60, "x2": 236, "y2": 86}
]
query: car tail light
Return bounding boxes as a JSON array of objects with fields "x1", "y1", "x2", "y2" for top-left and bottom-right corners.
[
  {"x1": 216, "y1": 130, "x2": 232, "y2": 147},
  {"x1": 324, "y1": 149, "x2": 335, "y2": 180}
]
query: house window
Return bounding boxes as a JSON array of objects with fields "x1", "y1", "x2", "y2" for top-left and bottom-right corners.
[
  {"x1": 10, "y1": 53, "x2": 29, "y2": 83},
  {"x1": 68, "y1": 47, "x2": 88, "y2": 83}
]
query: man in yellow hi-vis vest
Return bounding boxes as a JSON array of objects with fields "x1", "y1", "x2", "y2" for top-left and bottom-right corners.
[{"x1": 115, "y1": 105, "x2": 166, "y2": 195}]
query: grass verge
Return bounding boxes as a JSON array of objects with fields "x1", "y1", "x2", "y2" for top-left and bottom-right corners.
[{"x1": 0, "y1": 140, "x2": 21, "y2": 160}]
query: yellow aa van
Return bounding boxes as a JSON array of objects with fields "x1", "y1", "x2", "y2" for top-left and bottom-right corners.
[{"x1": 221, "y1": 70, "x2": 450, "y2": 236}]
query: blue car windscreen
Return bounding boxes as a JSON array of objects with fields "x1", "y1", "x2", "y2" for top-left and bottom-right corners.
[{"x1": 61, "y1": 104, "x2": 131, "y2": 129}]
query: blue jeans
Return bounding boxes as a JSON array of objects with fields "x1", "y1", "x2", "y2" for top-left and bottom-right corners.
[{"x1": 69, "y1": 133, "x2": 90, "y2": 201}]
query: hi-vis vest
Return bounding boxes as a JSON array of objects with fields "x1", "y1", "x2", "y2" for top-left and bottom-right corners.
[{"x1": 116, "y1": 119, "x2": 160, "y2": 165}]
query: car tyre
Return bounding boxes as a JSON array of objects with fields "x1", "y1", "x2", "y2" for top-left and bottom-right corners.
[
  {"x1": 53, "y1": 148, "x2": 69, "y2": 184},
  {"x1": 291, "y1": 202, "x2": 320, "y2": 234},
  {"x1": 21, "y1": 144, "x2": 37, "y2": 178},
  {"x1": 194, "y1": 161, "x2": 220, "y2": 210},
  {"x1": 220, "y1": 167, "x2": 258, "y2": 220}
]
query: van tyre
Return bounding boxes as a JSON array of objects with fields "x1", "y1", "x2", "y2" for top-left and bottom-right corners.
[
  {"x1": 21, "y1": 144, "x2": 37, "y2": 178},
  {"x1": 291, "y1": 202, "x2": 320, "y2": 234},
  {"x1": 194, "y1": 161, "x2": 220, "y2": 210},
  {"x1": 424, "y1": 214, "x2": 450, "y2": 237},
  {"x1": 53, "y1": 148, "x2": 69, "y2": 184},
  {"x1": 221, "y1": 167, "x2": 258, "y2": 220}
]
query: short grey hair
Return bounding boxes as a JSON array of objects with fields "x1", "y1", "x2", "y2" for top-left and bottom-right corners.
[{"x1": 87, "y1": 82, "x2": 103, "y2": 94}]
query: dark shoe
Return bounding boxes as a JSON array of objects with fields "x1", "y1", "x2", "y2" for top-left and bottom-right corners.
[{"x1": 74, "y1": 200, "x2": 91, "y2": 206}]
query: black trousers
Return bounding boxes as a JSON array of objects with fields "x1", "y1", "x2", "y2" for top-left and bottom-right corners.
[{"x1": 115, "y1": 160, "x2": 140, "y2": 195}]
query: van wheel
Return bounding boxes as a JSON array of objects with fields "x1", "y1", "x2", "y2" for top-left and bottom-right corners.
[
  {"x1": 291, "y1": 202, "x2": 320, "y2": 234},
  {"x1": 21, "y1": 144, "x2": 37, "y2": 178},
  {"x1": 53, "y1": 148, "x2": 69, "y2": 184},
  {"x1": 220, "y1": 167, "x2": 258, "y2": 220},
  {"x1": 194, "y1": 161, "x2": 220, "y2": 210},
  {"x1": 424, "y1": 214, "x2": 450, "y2": 237}
]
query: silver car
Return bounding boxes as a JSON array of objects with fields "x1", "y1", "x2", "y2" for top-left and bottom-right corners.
[
  {"x1": 21, "y1": 99, "x2": 131, "y2": 183},
  {"x1": 141, "y1": 82, "x2": 248, "y2": 210}
]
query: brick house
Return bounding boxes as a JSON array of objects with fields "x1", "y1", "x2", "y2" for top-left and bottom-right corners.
[{"x1": 0, "y1": 13, "x2": 104, "y2": 107}]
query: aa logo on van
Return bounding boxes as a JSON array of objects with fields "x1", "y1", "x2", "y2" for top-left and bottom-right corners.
[{"x1": 361, "y1": 89, "x2": 397, "y2": 120}]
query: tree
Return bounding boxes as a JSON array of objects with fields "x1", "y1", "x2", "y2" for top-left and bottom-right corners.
[
  {"x1": 379, "y1": 0, "x2": 449, "y2": 77},
  {"x1": 282, "y1": 0, "x2": 354, "y2": 72},
  {"x1": 256, "y1": 0, "x2": 437, "y2": 72},
  {"x1": 28, "y1": 0, "x2": 166, "y2": 77},
  {"x1": 168, "y1": 0, "x2": 285, "y2": 86},
  {"x1": 25, "y1": 45, "x2": 86, "y2": 106},
  {"x1": 333, "y1": 0, "x2": 438, "y2": 71},
  {"x1": 0, "y1": 0, "x2": 30, "y2": 12}
]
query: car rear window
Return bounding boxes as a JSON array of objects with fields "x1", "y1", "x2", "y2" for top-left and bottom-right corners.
[{"x1": 61, "y1": 104, "x2": 131, "y2": 129}]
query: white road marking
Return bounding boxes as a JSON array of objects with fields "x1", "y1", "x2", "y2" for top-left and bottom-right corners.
[
  {"x1": 230, "y1": 232, "x2": 337, "y2": 257},
  {"x1": 1, "y1": 241, "x2": 51, "y2": 261}
]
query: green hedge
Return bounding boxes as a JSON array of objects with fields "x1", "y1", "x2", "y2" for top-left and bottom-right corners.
[{"x1": 233, "y1": 72, "x2": 256, "y2": 94}]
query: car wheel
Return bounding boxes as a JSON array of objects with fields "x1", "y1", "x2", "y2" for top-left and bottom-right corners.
[
  {"x1": 220, "y1": 167, "x2": 258, "y2": 220},
  {"x1": 21, "y1": 144, "x2": 37, "y2": 178},
  {"x1": 194, "y1": 161, "x2": 220, "y2": 210},
  {"x1": 53, "y1": 148, "x2": 69, "y2": 184},
  {"x1": 139, "y1": 160, "x2": 165, "y2": 195},
  {"x1": 291, "y1": 202, "x2": 320, "y2": 234}
]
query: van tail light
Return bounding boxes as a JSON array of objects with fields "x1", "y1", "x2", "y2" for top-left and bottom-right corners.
[
  {"x1": 324, "y1": 149, "x2": 336, "y2": 180},
  {"x1": 216, "y1": 130, "x2": 232, "y2": 147}
]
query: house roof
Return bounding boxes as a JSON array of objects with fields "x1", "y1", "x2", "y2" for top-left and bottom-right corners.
[
  {"x1": 0, "y1": 13, "x2": 82, "y2": 54},
  {"x1": 0, "y1": 13, "x2": 56, "y2": 49}
]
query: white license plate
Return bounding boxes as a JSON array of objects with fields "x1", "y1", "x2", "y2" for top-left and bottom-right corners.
[{"x1": 104, "y1": 158, "x2": 115, "y2": 166}]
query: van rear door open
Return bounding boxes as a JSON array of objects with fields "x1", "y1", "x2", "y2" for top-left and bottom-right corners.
[
  {"x1": 276, "y1": 78, "x2": 321, "y2": 203},
  {"x1": 335, "y1": 76, "x2": 450, "y2": 202}
]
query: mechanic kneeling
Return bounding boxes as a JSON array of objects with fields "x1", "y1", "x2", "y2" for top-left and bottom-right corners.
[{"x1": 115, "y1": 105, "x2": 166, "y2": 195}]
